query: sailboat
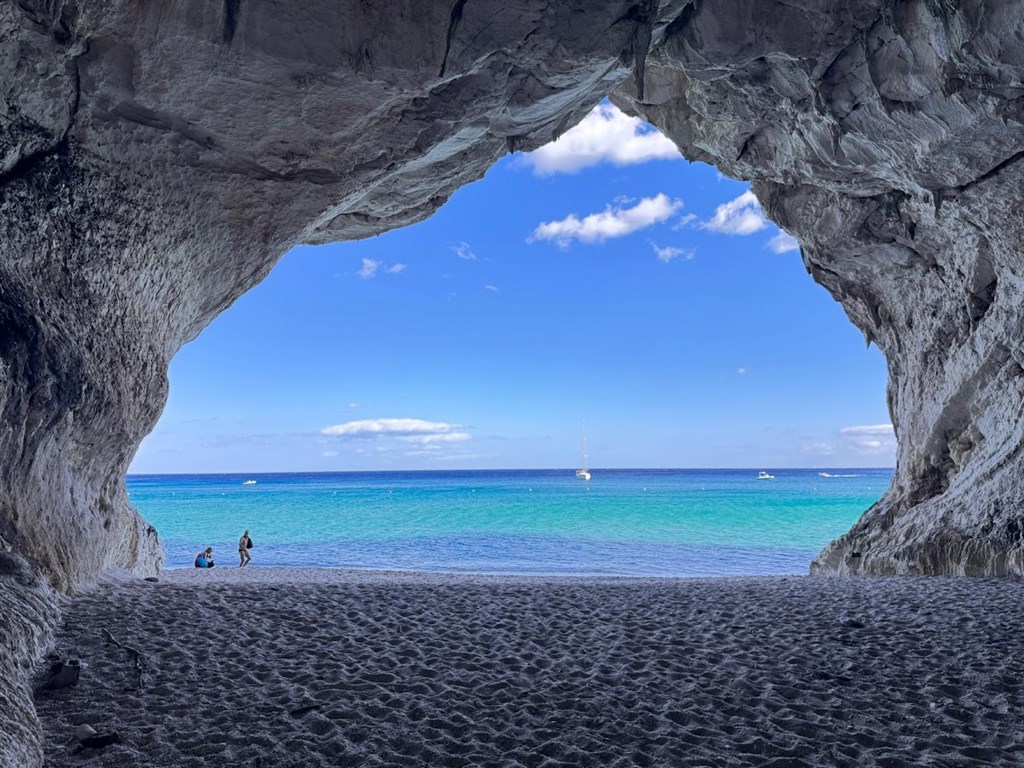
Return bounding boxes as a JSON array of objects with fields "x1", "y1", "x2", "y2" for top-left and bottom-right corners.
[{"x1": 575, "y1": 423, "x2": 591, "y2": 481}]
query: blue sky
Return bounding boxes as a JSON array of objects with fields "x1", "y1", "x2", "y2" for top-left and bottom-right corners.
[{"x1": 130, "y1": 103, "x2": 894, "y2": 473}]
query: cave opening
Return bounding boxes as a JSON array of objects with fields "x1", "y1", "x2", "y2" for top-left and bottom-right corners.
[{"x1": 126, "y1": 104, "x2": 892, "y2": 576}]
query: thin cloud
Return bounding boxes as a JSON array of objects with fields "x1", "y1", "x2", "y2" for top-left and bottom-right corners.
[
  {"x1": 650, "y1": 242, "x2": 694, "y2": 263},
  {"x1": 357, "y1": 258, "x2": 381, "y2": 279},
  {"x1": 737, "y1": 368, "x2": 747, "y2": 375},
  {"x1": 321, "y1": 418, "x2": 469, "y2": 444},
  {"x1": 840, "y1": 424, "x2": 894, "y2": 436},
  {"x1": 531, "y1": 194, "x2": 682, "y2": 247},
  {"x1": 322, "y1": 450, "x2": 338, "y2": 457},
  {"x1": 403, "y1": 432, "x2": 471, "y2": 445},
  {"x1": 484, "y1": 284, "x2": 498, "y2": 291},
  {"x1": 522, "y1": 102, "x2": 682, "y2": 175},
  {"x1": 839, "y1": 423, "x2": 896, "y2": 456},
  {"x1": 672, "y1": 213, "x2": 698, "y2": 230},
  {"x1": 452, "y1": 242, "x2": 477, "y2": 260},
  {"x1": 358, "y1": 258, "x2": 405, "y2": 278},
  {"x1": 704, "y1": 191, "x2": 767, "y2": 235},
  {"x1": 768, "y1": 231, "x2": 800, "y2": 253}
]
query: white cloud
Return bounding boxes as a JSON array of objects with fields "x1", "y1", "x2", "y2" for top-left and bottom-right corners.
[
  {"x1": 347, "y1": 402, "x2": 359, "y2": 409},
  {"x1": 322, "y1": 450, "x2": 338, "y2": 457},
  {"x1": 321, "y1": 418, "x2": 469, "y2": 446},
  {"x1": 452, "y1": 242, "x2": 477, "y2": 260},
  {"x1": 523, "y1": 102, "x2": 681, "y2": 175},
  {"x1": 768, "y1": 231, "x2": 800, "y2": 253},
  {"x1": 357, "y1": 259, "x2": 405, "y2": 278},
  {"x1": 839, "y1": 423, "x2": 896, "y2": 456},
  {"x1": 839, "y1": 424, "x2": 894, "y2": 436},
  {"x1": 673, "y1": 213, "x2": 698, "y2": 230},
  {"x1": 484, "y1": 284, "x2": 498, "y2": 291},
  {"x1": 530, "y1": 194, "x2": 682, "y2": 247},
  {"x1": 704, "y1": 191, "x2": 767, "y2": 235},
  {"x1": 650, "y1": 242, "x2": 694, "y2": 263},
  {"x1": 402, "y1": 432, "x2": 471, "y2": 445},
  {"x1": 737, "y1": 368, "x2": 747, "y2": 375},
  {"x1": 357, "y1": 258, "x2": 381, "y2": 278}
]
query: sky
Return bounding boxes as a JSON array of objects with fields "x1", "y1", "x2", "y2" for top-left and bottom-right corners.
[{"x1": 130, "y1": 102, "x2": 895, "y2": 474}]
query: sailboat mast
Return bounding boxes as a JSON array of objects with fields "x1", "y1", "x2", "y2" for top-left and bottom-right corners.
[
  {"x1": 576, "y1": 423, "x2": 592, "y2": 480},
  {"x1": 580, "y1": 422, "x2": 588, "y2": 470}
]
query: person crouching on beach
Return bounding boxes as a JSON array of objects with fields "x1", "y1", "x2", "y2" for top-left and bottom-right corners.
[
  {"x1": 239, "y1": 530, "x2": 253, "y2": 567},
  {"x1": 194, "y1": 547, "x2": 215, "y2": 568}
]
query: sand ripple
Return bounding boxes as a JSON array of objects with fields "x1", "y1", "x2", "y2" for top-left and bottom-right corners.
[{"x1": 34, "y1": 570, "x2": 1024, "y2": 766}]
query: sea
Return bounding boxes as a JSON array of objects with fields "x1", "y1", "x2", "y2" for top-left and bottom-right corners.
[{"x1": 127, "y1": 468, "x2": 890, "y2": 578}]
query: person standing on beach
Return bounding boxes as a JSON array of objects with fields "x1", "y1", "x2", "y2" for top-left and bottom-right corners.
[{"x1": 239, "y1": 530, "x2": 253, "y2": 567}]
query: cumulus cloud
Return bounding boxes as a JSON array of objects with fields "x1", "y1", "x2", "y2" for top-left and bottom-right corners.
[
  {"x1": 357, "y1": 258, "x2": 381, "y2": 279},
  {"x1": 387, "y1": 263, "x2": 407, "y2": 274},
  {"x1": 522, "y1": 102, "x2": 681, "y2": 175},
  {"x1": 531, "y1": 194, "x2": 682, "y2": 247},
  {"x1": 321, "y1": 418, "x2": 470, "y2": 444},
  {"x1": 704, "y1": 191, "x2": 768, "y2": 235},
  {"x1": 650, "y1": 242, "x2": 694, "y2": 263},
  {"x1": 768, "y1": 231, "x2": 800, "y2": 253},
  {"x1": 452, "y1": 242, "x2": 477, "y2": 260}
]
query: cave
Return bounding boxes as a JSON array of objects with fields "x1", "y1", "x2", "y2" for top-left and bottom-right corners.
[{"x1": 5, "y1": 0, "x2": 1024, "y2": 763}]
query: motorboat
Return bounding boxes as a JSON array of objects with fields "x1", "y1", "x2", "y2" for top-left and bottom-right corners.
[{"x1": 757, "y1": 471, "x2": 774, "y2": 480}]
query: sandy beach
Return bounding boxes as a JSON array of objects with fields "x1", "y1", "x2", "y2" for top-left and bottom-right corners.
[{"x1": 33, "y1": 569, "x2": 1024, "y2": 767}]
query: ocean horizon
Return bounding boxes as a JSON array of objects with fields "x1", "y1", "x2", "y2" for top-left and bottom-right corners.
[{"x1": 128, "y1": 467, "x2": 891, "y2": 578}]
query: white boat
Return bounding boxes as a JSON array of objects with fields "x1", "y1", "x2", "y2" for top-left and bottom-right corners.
[
  {"x1": 576, "y1": 423, "x2": 591, "y2": 481},
  {"x1": 757, "y1": 471, "x2": 774, "y2": 480},
  {"x1": 242, "y1": 480, "x2": 257, "y2": 486}
]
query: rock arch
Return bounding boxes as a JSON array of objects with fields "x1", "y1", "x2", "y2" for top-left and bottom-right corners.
[{"x1": 4, "y1": 0, "x2": 1024, "y2": 762}]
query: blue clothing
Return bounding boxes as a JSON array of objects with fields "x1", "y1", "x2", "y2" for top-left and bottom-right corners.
[{"x1": 194, "y1": 556, "x2": 213, "y2": 568}]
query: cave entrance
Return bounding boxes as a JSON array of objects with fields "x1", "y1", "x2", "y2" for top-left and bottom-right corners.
[{"x1": 128, "y1": 103, "x2": 892, "y2": 576}]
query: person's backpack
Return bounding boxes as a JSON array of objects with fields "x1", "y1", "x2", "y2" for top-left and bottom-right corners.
[{"x1": 246, "y1": 536, "x2": 254, "y2": 549}]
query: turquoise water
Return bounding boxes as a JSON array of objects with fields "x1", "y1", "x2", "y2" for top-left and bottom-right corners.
[{"x1": 127, "y1": 469, "x2": 890, "y2": 577}]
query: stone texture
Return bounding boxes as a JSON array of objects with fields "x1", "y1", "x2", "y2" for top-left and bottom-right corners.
[
  {"x1": 4, "y1": 0, "x2": 1024, "y2": 762},
  {"x1": 0, "y1": 554, "x2": 59, "y2": 767},
  {"x1": 613, "y1": 0, "x2": 1024, "y2": 576}
]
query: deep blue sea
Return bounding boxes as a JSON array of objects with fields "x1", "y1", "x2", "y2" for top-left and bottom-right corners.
[{"x1": 127, "y1": 469, "x2": 890, "y2": 577}]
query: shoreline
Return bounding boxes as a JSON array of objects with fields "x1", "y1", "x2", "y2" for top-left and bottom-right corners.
[
  {"x1": 36, "y1": 570, "x2": 1024, "y2": 767},
  {"x1": 154, "y1": 565, "x2": 811, "y2": 584}
]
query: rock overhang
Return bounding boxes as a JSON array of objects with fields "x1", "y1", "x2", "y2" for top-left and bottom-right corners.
[{"x1": 6, "y1": 0, "x2": 1024, "y2": 762}]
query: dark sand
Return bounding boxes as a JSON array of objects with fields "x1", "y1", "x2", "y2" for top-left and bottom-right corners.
[{"x1": 34, "y1": 569, "x2": 1024, "y2": 767}]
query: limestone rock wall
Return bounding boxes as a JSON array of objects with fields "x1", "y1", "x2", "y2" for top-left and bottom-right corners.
[
  {"x1": 0, "y1": 554, "x2": 58, "y2": 767},
  {"x1": 0, "y1": 0, "x2": 655, "y2": 589},
  {"x1": 5, "y1": 0, "x2": 1024, "y2": 762},
  {"x1": 615, "y1": 0, "x2": 1024, "y2": 575},
  {"x1": 0, "y1": 2, "x2": 665, "y2": 761}
]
